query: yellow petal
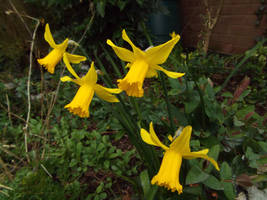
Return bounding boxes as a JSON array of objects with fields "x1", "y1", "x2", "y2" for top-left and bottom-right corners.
[
  {"x1": 149, "y1": 122, "x2": 169, "y2": 150},
  {"x1": 145, "y1": 35, "x2": 180, "y2": 64},
  {"x1": 122, "y1": 29, "x2": 144, "y2": 57},
  {"x1": 182, "y1": 149, "x2": 209, "y2": 159},
  {"x1": 64, "y1": 52, "x2": 86, "y2": 64},
  {"x1": 168, "y1": 135, "x2": 173, "y2": 142},
  {"x1": 44, "y1": 23, "x2": 57, "y2": 48},
  {"x1": 38, "y1": 48, "x2": 63, "y2": 74},
  {"x1": 60, "y1": 76, "x2": 81, "y2": 85},
  {"x1": 170, "y1": 126, "x2": 192, "y2": 153},
  {"x1": 64, "y1": 85, "x2": 94, "y2": 118},
  {"x1": 57, "y1": 38, "x2": 69, "y2": 51},
  {"x1": 94, "y1": 84, "x2": 120, "y2": 103},
  {"x1": 99, "y1": 87, "x2": 122, "y2": 94},
  {"x1": 151, "y1": 149, "x2": 183, "y2": 194},
  {"x1": 82, "y1": 62, "x2": 97, "y2": 84},
  {"x1": 63, "y1": 53, "x2": 80, "y2": 79},
  {"x1": 183, "y1": 151, "x2": 220, "y2": 171},
  {"x1": 60, "y1": 76, "x2": 73, "y2": 82},
  {"x1": 145, "y1": 67, "x2": 158, "y2": 78},
  {"x1": 140, "y1": 128, "x2": 160, "y2": 147},
  {"x1": 153, "y1": 65, "x2": 185, "y2": 79},
  {"x1": 117, "y1": 59, "x2": 149, "y2": 97},
  {"x1": 106, "y1": 39, "x2": 135, "y2": 62}
]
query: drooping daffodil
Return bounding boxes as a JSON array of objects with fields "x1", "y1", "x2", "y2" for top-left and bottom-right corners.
[
  {"x1": 38, "y1": 23, "x2": 86, "y2": 74},
  {"x1": 140, "y1": 122, "x2": 220, "y2": 194},
  {"x1": 107, "y1": 30, "x2": 185, "y2": 97},
  {"x1": 60, "y1": 54, "x2": 121, "y2": 118}
]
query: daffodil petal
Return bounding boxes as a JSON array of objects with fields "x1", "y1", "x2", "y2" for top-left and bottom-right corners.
[
  {"x1": 140, "y1": 128, "x2": 159, "y2": 146},
  {"x1": 60, "y1": 75, "x2": 81, "y2": 85},
  {"x1": 146, "y1": 35, "x2": 180, "y2": 64},
  {"x1": 149, "y1": 122, "x2": 169, "y2": 150},
  {"x1": 122, "y1": 29, "x2": 144, "y2": 57},
  {"x1": 65, "y1": 52, "x2": 86, "y2": 64},
  {"x1": 44, "y1": 23, "x2": 57, "y2": 48},
  {"x1": 57, "y1": 38, "x2": 69, "y2": 51},
  {"x1": 63, "y1": 53, "x2": 80, "y2": 79},
  {"x1": 182, "y1": 149, "x2": 209, "y2": 159},
  {"x1": 94, "y1": 84, "x2": 119, "y2": 103},
  {"x1": 83, "y1": 62, "x2": 97, "y2": 84},
  {"x1": 60, "y1": 76, "x2": 73, "y2": 82},
  {"x1": 99, "y1": 87, "x2": 122, "y2": 94},
  {"x1": 106, "y1": 39, "x2": 135, "y2": 62},
  {"x1": 183, "y1": 152, "x2": 220, "y2": 171},
  {"x1": 168, "y1": 135, "x2": 173, "y2": 142},
  {"x1": 170, "y1": 126, "x2": 192, "y2": 153},
  {"x1": 153, "y1": 65, "x2": 185, "y2": 79},
  {"x1": 146, "y1": 67, "x2": 158, "y2": 78}
]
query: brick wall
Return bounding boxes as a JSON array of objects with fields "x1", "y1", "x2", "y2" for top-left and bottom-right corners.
[{"x1": 180, "y1": 0, "x2": 267, "y2": 54}]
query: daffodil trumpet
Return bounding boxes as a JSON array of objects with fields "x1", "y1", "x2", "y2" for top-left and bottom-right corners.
[
  {"x1": 38, "y1": 23, "x2": 86, "y2": 74},
  {"x1": 107, "y1": 29, "x2": 185, "y2": 97},
  {"x1": 140, "y1": 122, "x2": 220, "y2": 194},
  {"x1": 61, "y1": 54, "x2": 121, "y2": 118}
]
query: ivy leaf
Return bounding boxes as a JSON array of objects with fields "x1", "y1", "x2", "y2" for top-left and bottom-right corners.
[{"x1": 186, "y1": 165, "x2": 209, "y2": 184}]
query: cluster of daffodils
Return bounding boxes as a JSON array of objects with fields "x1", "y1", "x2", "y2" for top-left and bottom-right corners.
[{"x1": 38, "y1": 24, "x2": 219, "y2": 194}]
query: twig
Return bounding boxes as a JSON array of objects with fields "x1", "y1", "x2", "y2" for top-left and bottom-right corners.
[
  {"x1": 8, "y1": 0, "x2": 32, "y2": 37},
  {"x1": 0, "y1": 156, "x2": 13, "y2": 181},
  {"x1": 41, "y1": 164, "x2": 53, "y2": 178},
  {"x1": 5, "y1": 94, "x2": 12, "y2": 126},
  {"x1": 23, "y1": 17, "x2": 40, "y2": 163},
  {"x1": 0, "y1": 102, "x2": 26, "y2": 123}
]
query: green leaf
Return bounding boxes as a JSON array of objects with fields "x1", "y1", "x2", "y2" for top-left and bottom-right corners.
[
  {"x1": 185, "y1": 91, "x2": 200, "y2": 113},
  {"x1": 140, "y1": 170, "x2": 150, "y2": 197},
  {"x1": 205, "y1": 144, "x2": 220, "y2": 173},
  {"x1": 220, "y1": 162, "x2": 232, "y2": 180},
  {"x1": 186, "y1": 165, "x2": 209, "y2": 184},
  {"x1": 203, "y1": 175, "x2": 223, "y2": 190},
  {"x1": 140, "y1": 170, "x2": 158, "y2": 200},
  {"x1": 96, "y1": 182, "x2": 104, "y2": 194},
  {"x1": 222, "y1": 182, "x2": 235, "y2": 200},
  {"x1": 96, "y1": 1, "x2": 106, "y2": 17}
]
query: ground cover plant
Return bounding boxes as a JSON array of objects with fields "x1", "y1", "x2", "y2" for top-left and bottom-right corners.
[{"x1": 0, "y1": 0, "x2": 267, "y2": 199}]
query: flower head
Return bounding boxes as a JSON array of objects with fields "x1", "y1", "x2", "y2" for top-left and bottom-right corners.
[
  {"x1": 107, "y1": 30, "x2": 185, "y2": 97},
  {"x1": 140, "y1": 122, "x2": 220, "y2": 194},
  {"x1": 38, "y1": 24, "x2": 86, "y2": 74},
  {"x1": 61, "y1": 54, "x2": 121, "y2": 117}
]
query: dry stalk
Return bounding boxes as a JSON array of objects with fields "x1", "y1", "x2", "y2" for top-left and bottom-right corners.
[
  {"x1": 0, "y1": 102, "x2": 26, "y2": 123},
  {"x1": 0, "y1": 156, "x2": 13, "y2": 181},
  {"x1": 201, "y1": 0, "x2": 224, "y2": 53},
  {"x1": 5, "y1": 94, "x2": 12, "y2": 126}
]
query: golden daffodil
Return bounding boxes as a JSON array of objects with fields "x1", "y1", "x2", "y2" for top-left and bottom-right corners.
[
  {"x1": 107, "y1": 30, "x2": 185, "y2": 97},
  {"x1": 38, "y1": 23, "x2": 86, "y2": 74},
  {"x1": 140, "y1": 122, "x2": 220, "y2": 194},
  {"x1": 61, "y1": 54, "x2": 121, "y2": 118}
]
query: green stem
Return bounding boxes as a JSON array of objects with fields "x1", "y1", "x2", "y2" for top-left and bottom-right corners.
[
  {"x1": 159, "y1": 73, "x2": 175, "y2": 131},
  {"x1": 100, "y1": 44, "x2": 122, "y2": 78},
  {"x1": 142, "y1": 21, "x2": 175, "y2": 131}
]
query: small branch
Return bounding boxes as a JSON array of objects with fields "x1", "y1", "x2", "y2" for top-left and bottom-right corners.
[
  {"x1": 0, "y1": 102, "x2": 26, "y2": 123},
  {"x1": 8, "y1": 0, "x2": 32, "y2": 37},
  {"x1": 5, "y1": 94, "x2": 12, "y2": 126},
  {"x1": 23, "y1": 17, "x2": 40, "y2": 163}
]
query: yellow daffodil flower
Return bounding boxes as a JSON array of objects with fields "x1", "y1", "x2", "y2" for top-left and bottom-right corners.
[
  {"x1": 38, "y1": 23, "x2": 86, "y2": 74},
  {"x1": 61, "y1": 54, "x2": 121, "y2": 118},
  {"x1": 107, "y1": 30, "x2": 185, "y2": 97},
  {"x1": 140, "y1": 122, "x2": 220, "y2": 194}
]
